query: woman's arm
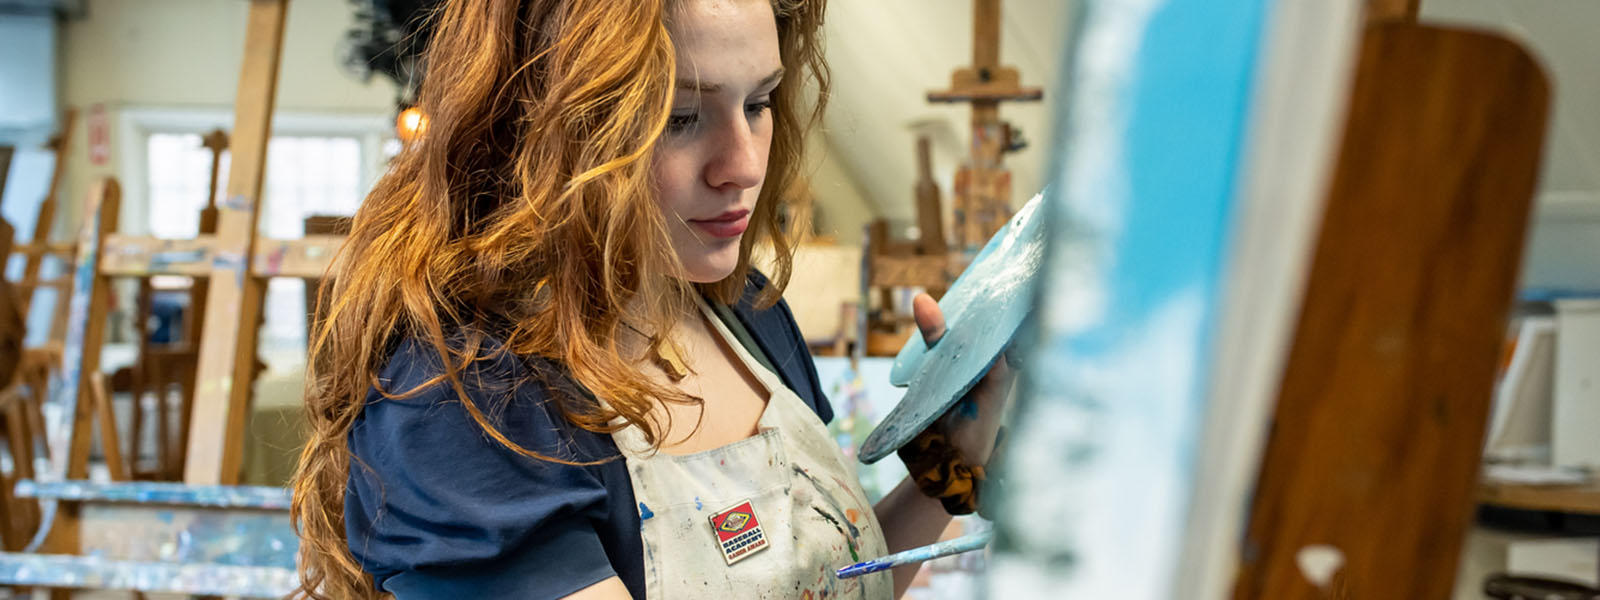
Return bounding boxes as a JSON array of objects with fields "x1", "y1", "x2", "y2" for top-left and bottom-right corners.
[
  {"x1": 873, "y1": 294, "x2": 1014, "y2": 598},
  {"x1": 873, "y1": 475, "x2": 953, "y2": 597},
  {"x1": 563, "y1": 576, "x2": 633, "y2": 599}
]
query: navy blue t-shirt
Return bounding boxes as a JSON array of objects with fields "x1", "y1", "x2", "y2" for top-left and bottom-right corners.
[{"x1": 345, "y1": 274, "x2": 832, "y2": 599}]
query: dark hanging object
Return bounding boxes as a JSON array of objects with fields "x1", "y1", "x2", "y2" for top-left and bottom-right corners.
[{"x1": 340, "y1": 0, "x2": 443, "y2": 103}]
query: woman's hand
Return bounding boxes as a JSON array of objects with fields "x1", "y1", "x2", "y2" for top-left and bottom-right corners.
[{"x1": 910, "y1": 293, "x2": 1015, "y2": 467}]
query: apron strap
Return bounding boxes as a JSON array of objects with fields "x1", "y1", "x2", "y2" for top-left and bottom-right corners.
[{"x1": 703, "y1": 300, "x2": 780, "y2": 378}]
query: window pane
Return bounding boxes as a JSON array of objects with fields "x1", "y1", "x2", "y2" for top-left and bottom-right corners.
[
  {"x1": 260, "y1": 136, "x2": 364, "y2": 373},
  {"x1": 145, "y1": 133, "x2": 220, "y2": 238}
]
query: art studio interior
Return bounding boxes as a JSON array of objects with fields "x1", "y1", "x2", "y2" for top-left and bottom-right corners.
[{"x1": 0, "y1": 0, "x2": 1598, "y2": 598}]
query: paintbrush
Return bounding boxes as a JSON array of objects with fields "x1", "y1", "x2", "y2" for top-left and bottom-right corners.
[{"x1": 835, "y1": 530, "x2": 995, "y2": 579}]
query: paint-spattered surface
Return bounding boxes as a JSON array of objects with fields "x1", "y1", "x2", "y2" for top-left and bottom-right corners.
[
  {"x1": 860, "y1": 193, "x2": 1047, "y2": 464},
  {"x1": 80, "y1": 505, "x2": 296, "y2": 568},
  {"x1": 611, "y1": 300, "x2": 892, "y2": 598},
  {"x1": 29, "y1": 183, "x2": 114, "y2": 552},
  {"x1": 986, "y1": 0, "x2": 1271, "y2": 597},
  {"x1": 888, "y1": 192, "x2": 1047, "y2": 388},
  {"x1": 0, "y1": 553, "x2": 294, "y2": 597},
  {"x1": 16, "y1": 479, "x2": 291, "y2": 510}
]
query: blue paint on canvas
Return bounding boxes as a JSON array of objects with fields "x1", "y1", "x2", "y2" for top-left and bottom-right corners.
[{"x1": 987, "y1": 0, "x2": 1275, "y2": 596}]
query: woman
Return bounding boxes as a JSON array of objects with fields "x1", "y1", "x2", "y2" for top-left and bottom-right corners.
[{"x1": 291, "y1": 0, "x2": 1010, "y2": 598}]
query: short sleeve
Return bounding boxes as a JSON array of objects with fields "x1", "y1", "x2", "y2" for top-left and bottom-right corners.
[{"x1": 345, "y1": 338, "x2": 618, "y2": 598}]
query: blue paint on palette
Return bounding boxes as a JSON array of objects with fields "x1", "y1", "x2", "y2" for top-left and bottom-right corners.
[
  {"x1": 887, "y1": 192, "x2": 1048, "y2": 388},
  {"x1": 638, "y1": 502, "x2": 654, "y2": 520},
  {"x1": 859, "y1": 193, "x2": 1048, "y2": 464}
]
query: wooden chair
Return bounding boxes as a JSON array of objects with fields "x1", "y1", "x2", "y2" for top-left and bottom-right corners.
[{"x1": 863, "y1": 137, "x2": 953, "y2": 356}]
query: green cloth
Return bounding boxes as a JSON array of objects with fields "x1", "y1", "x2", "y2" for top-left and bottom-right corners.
[{"x1": 708, "y1": 300, "x2": 780, "y2": 377}]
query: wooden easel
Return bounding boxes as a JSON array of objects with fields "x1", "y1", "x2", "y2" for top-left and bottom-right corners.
[
  {"x1": 1233, "y1": 18, "x2": 1551, "y2": 600},
  {"x1": 0, "y1": 146, "x2": 12, "y2": 208},
  {"x1": 0, "y1": 1, "x2": 333, "y2": 595},
  {"x1": 863, "y1": 137, "x2": 952, "y2": 355},
  {"x1": 115, "y1": 129, "x2": 230, "y2": 482},
  {"x1": 928, "y1": 0, "x2": 1041, "y2": 254},
  {"x1": 6, "y1": 111, "x2": 79, "y2": 346},
  {"x1": 0, "y1": 152, "x2": 52, "y2": 555},
  {"x1": 0, "y1": 153, "x2": 17, "y2": 382},
  {"x1": 862, "y1": 0, "x2": 1043, "y2": 355},
  {"x1": 0, "y1": 215, "x2": 43, "y2": 553}
]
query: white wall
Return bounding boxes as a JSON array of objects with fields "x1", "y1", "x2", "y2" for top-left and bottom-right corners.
[
  {"x1": 47, "y1": 0, "x2": 889, "y2": 244},
  {"x1": 0, "y1": 14, "x2": 57, "y2": 136},
  {"x1": 1, "y1": 13, "x2": 58, "y2": 246},
  {"x1": 807, "y1": 129, "x2": 877, "y2": 244}
]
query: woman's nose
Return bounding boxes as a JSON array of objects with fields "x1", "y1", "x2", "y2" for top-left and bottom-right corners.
[{"x1": 705, "y1": 118, "x2": 767, "y2": 192}]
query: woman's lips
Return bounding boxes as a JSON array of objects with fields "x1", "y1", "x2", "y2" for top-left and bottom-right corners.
[{"x1": 689, "y1": 209, "x2": 750, "y2": 239}]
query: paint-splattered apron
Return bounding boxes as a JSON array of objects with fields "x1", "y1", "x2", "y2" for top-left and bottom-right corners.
[{"x1": 610, "y1": 302, "x2": 892, "y2": 599}]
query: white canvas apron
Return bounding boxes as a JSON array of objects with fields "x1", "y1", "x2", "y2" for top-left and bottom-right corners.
[{"x1": 610, "y1": 302, "x2": 893, "y2": 599}]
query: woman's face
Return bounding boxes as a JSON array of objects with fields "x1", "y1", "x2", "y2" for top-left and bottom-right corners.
[{"x1": 654, "y1": 0, "x2": 783, "y2": 284}]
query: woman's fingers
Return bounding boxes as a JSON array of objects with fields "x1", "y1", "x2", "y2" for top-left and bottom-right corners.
[{"x1": 912, "y1": 293, "x2": 946, "y2": 347}]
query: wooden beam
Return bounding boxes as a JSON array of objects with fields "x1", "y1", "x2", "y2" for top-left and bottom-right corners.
[
  {"x1": 973, "y1": 0, "x2": 1000, "y2": 70},
  {"x1": 0, "y1": 146, "x2": 13, "y2": 209},
  {"x1": 1233, "y1": 23, "x2": 1550, "y2": 599},
  {"x1": 98, "y1": 234, "x2": 341, "y2": 279},
  {"x1": 870, "y1": 255, "x2": 950, "y2": 289},
  {"x1": 0, "y1": 216, "x2": 18, "y2": 390},
  {"x1": 184, "y1": 0, "x2": 289, "y2": 486},
  {"x1": 188, "y1": 129, "x2": 229, "y2": 348},
  {"x1": 44, "y1": 178, "x2": 119, "y2": 504},
  {"x1": 19, "y1": 110, "x2": 77, "y2": 318},
  {"x1": 914, "y1": 137, "x2": 947, "y2": 256},
  {"x1": 88, "y1": 374, "x2": 128, "y2": 482}
]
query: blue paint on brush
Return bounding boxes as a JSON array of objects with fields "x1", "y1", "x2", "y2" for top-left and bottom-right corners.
[
  {"x1": 638, "y1": 502, "x2": 654, "y2": 520},
  {"x1": 835, "y1": 530, "x2": 994, "y2": 579}
]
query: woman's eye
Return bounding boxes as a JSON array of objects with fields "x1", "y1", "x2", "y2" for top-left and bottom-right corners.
[
  {"x1": 666, "y1": 113, "x2": 698, "y2": 134},
  {"x1": 745, "y1": 99, "x2": 772, "y2": 117}
]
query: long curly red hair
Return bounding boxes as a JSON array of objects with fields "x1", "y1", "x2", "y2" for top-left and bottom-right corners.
[{"x1": 289, "y1": 0, "x2": 829, "y2": 597}]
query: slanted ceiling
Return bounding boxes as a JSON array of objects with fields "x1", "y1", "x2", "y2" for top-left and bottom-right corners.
[
  {"x1": 817, "y1": 0, "x2": 1069, "y2": 229},
  {"x1": 828, "y1": 0, "x2": 1599, "y2": 228}
]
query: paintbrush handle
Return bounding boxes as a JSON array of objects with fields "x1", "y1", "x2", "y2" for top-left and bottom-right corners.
[{"x1": 835, "y1": 530, "x2": 995, "y2": 579}]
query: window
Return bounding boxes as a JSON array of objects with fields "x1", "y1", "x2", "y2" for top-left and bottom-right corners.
[{"x1": 127, "y1": 108, "x2": 393, "y2": 374}]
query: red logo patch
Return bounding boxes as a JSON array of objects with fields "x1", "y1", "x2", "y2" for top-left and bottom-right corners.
[{"x1": 709, "y1": 499, "x2": 768, "y2": 565}]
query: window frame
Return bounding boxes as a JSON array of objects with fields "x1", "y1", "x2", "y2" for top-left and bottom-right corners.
[{"x1": 116, "y1": 105, "x2": 393, "y2": 236}]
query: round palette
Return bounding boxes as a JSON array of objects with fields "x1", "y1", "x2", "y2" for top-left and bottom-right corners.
[{"x1": 859, "y1": 192, "x2": 1047, "y2": 464}]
